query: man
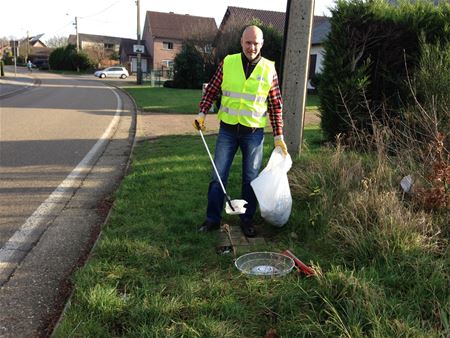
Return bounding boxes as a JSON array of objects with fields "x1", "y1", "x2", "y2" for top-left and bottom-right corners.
[
  {"x1": 27, "y1": 60, "x2": 33, "y2": 72},
  {"x1": 194, "y1": 25, "x2": 288, "y2": 237}
]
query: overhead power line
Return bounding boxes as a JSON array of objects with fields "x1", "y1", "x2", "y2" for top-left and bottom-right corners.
[{"x1": 80, "y1": 0, "x2": 125, "y2": 19}]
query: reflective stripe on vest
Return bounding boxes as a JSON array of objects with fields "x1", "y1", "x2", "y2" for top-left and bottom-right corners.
[
  {"x1": 218, "y1": 53, "x2": 275, "y2": 128},
  {"x1": 221, "y1": 90, "x2": 267, "y2": 104},
  {"x1": 220, "y1": 106, "x2": 267, "y2": 118}
]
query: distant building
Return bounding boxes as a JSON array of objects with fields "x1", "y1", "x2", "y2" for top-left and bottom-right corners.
[
  {"x1": 1, "y1": 34, "x2": 52, "y2": 67},
  {"x1": 142, "y1": 11, "x2": 217, "y2": 73},
  {"x1": 28, "y1": 34, "x2": 47, "y2": 48},
  {"x1": 68, "y1": 33, "x2": 122, "y2": 53},
  {"x1": 119, "y1": 38, "x2": 151, "y2": 74},
  {"x1": 62, "y1": 6, "x2": 330, "y2": 80},
  {"x1": 68, "y1": 33, "x2": 148, "y2": 70},
  {"x1": 26, "y1": 34, "x2": 52, "y2": 67}
]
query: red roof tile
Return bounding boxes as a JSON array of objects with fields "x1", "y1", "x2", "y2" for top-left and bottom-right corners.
[
  {"x1": 146, "y1": 11, "x2": 217, "y2": 42},
  {"x1": 217, "y1": 6, "x2": 330, "y2": 45},
  {"x1": 220, "y1": 6, "x2": 329, "y2": 32}
]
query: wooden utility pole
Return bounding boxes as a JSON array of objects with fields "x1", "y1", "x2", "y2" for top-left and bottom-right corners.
[{"x1": 281, "y1": 0, "x2": 315, "y2": 156}]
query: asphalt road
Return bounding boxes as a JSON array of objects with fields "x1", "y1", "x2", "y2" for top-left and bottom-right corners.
[{"x1": 0, "y1": 68, "x2": 136, "y2": 337}]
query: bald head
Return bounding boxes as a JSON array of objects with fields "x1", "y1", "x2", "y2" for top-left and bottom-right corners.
[{"x1": 240, "y1": 25, "x2": 264, "y2": 61}]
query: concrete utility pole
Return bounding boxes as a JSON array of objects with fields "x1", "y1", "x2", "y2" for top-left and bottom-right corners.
[
  {"x1": 75, "y1": 17, "x2": 80, "y2": 52},
  {"x1": 26, "y1": 31, "x2": 29, "y2": 62},
  {"x1": 73, "y1": 16, "x2": 80, "y2": 73},
  {"x1": 281, "y1": 0, "x2": 315, "y2": 156},
  {"x1": 136, "y1": 0, "x2": 143, "y2": 84},
  {"x1": 13, "y1": 40, "x2": 17, "y2": 77}
]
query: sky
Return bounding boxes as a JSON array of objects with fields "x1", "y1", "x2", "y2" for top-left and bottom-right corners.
[{"x1": 1, "y1": 0, "x2": 336, "y2": 42}]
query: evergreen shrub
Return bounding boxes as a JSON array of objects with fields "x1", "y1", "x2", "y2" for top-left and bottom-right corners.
[
  {"x1": 49, "y1": 44, "x2": 92, "y2": 71},
  {"x1": 172, "y1": 42, "x2": 206, "y2": 89},
  {"x1": 318, "y1": 0, "x2": 450, "y2": 141}
]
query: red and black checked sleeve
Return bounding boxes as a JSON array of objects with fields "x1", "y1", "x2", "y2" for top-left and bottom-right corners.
[
  {"x1": 268, "y1": 72, "x2": 284, "y2": 137},
  {"x1": 199, "y1": 61, "x2": 223, "y2": 115}
]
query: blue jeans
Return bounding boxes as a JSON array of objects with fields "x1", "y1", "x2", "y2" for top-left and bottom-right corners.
[{"x1": 206, "y1": 124, "x2": 264, "y2": 223}]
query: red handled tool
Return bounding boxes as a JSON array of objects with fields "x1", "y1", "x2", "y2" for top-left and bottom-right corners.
[{"x1": 281, "y1": 250, "x2": 315, "y2": 276}]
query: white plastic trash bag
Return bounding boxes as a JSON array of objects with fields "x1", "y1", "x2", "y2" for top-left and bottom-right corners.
[{"x1": 251, "y1": 147, "x2": 293, "y2": 227}]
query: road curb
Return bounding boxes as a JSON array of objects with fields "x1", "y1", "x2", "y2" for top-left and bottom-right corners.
[
  {"x1": 0, "y1": 76, "x2": 137, "y2": 337},
  {"x1": 48, "y1": 82, "x2": 139, "y2": 338}
]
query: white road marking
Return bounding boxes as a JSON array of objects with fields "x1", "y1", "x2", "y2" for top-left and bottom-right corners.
[{"x1": 0, "y1": 87, "x2": 122, "y2": 275}]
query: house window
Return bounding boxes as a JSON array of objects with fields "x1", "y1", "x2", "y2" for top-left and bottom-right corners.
[
  {"x1": 161, "y1": 60, "x2": 174, "y2": 69},
  {"x1": 308, "y1": 54, "x2": 317, "y2": 79},
  {"x1": 163, "y1": 41, "x2": 173, "y2": 50},
  {"x1": 104, "y1": 43, "x2": 114, "y2": 50}
]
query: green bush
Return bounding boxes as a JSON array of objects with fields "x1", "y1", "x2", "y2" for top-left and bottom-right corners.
[
  {"x1": 16, "y1": 55, "x2": 25, "y2": 65},
  {"x1": 409, "y1": 38, "x2": 450, "y2": 143},
  {"x1": 318, "y1": 0, "x2": 450, "y2": 141},
  {"x1": 3, "y1": 51, "x2": 14, "y2": 65},
  {"x1": 172, "y1": 42, "x2": 207, "y2": 89},
  {"x1": 49, "y1": 44, "x2": 92, "y2": 71}
]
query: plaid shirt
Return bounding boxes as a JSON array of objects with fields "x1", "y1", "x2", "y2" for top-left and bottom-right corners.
[{"x1": 199, "y1": 59, "x2": 284, "y2": 137}]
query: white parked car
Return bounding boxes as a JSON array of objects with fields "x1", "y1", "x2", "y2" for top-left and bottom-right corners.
[{"x1": 94, "y1": 66, "x2": 129, "y2": 79}]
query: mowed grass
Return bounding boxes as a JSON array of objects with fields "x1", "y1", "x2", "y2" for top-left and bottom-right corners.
[
  {"x1": 124, "y1": 86, "x2": 321, "y2": 114},
  {"x1": 125, "y1": 87, "x2": 203, "y2": 113},
  {"x1": 53, "y1": 130, "x2": 326, "y2": 338},
  {"x1": 305, "y1": 93, "x2": 320, "y2": 110},
  {"x1": 53, "y1": 88, "x2": 448, "y2": 337}
]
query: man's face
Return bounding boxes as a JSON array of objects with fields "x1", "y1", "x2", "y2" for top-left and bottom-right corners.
[{"x1": 240, "y1": 28, "x2": 264, "y2": 61}]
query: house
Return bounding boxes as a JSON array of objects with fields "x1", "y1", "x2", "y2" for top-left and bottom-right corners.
[
  {"x1": 30, "y1": 47, "x2": 54, "y2": 68},
  {"x1": 1, "y1": 34, "x2": 52, "y2": 67},
  {"x1": 119, "y1": 38, "x2": 151, "y2": 74},
  {"x1": 68, "y1": 33, "x2": 122, "y2": 53},
  {"x1": 216, "y1": 6, "x2": 331, "y2": 86},
  {"x1": 1, "y1": 34, "x2": 48, "y2": 58},
  {"x1": 68, "y1": 33, "x2": 137, "y2": 69},
  {"x1": 142, "y1": 11, "x2": 217, "y2": 73},
  {"x1": 28, "y1": 34, "x2": 47, "y2": 48},
  {"x1": 26, "y1": 34, "x2": 53, "y2": 67}
]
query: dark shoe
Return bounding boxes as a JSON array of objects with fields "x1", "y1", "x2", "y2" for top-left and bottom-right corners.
[
  {"x1": 198, "y1": 220, "x2": 220, "y2": 232},
  {"x1": 240, "y1": 220, "x2": 257, "y2": 237}
]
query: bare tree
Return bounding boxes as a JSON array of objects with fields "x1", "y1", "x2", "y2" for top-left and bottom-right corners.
[
  {"x1": 0, "y1": 37, "x2": 9, "y2": 57},
  {"x1": 83, "y1": 45, "x2": 107, "y2": 69},
  {"x1": 0, "y1": 37, "x2": 9, "y2": 47},
  {"x1": 45, "y1": 36, "x2": 68, "y2": 48}
]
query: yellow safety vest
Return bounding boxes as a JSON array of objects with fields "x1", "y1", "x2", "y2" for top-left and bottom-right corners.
[{"x1": 218, "y1": 53, "x2": 275, "y2": 128}]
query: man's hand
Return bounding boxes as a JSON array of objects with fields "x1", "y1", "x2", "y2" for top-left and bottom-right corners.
[
  {"x1": 193, "y1": 113, "x2": 206, "y2": 131},
  {"x1": 274, "y1": 136, "x2": 288, "y2": 156}
]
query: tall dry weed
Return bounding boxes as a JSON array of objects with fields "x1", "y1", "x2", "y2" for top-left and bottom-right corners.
[{"x1": 285, "y1": 37, "x2": 449, "y2": 337}]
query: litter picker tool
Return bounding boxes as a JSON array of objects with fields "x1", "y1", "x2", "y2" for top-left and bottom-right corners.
[{"x1": 195, "y1": 121, "x2": 247, "y2": 215}]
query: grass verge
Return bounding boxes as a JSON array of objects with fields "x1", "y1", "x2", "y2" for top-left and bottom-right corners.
[{"x1": 53, "y1": 124, "x2": 448, "y2": 337}]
